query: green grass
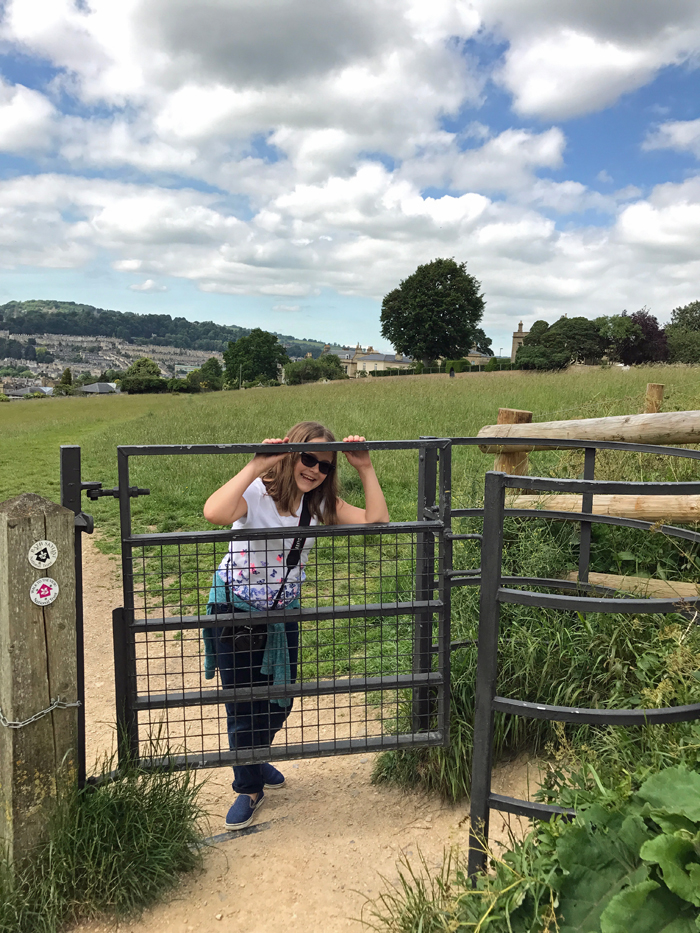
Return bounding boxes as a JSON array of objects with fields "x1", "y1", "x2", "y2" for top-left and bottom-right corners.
[
  {"x1": 2, "y1": 366, "x2": 700, "y2": 800},
  {"x1": 2, "y1": 365, "x2": 699, "y2": 536},
  {"x1": 0, "y1": 755, "x2": 205, "y2": 933}
]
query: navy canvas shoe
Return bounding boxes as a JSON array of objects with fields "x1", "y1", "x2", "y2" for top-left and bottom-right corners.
[
  {"x1": 261, "y1": 762, "x2": 285, "y2": 789},
  {"x1": 225, "y1": 791, "x2": 265, "y2": 830}
]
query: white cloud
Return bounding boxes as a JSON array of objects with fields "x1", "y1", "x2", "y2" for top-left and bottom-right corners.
[
  {"x1": 129, "y1": 279, "x2": 168, "y2": 291},
  {"x1": 643, "y1": 118, "x2": 700, "y2": 158},
  {"x1": 481, "y1": 0, "x2": 700, "y2": 119},
  {"x1": 0, "y1": 79, "x2": 55, "y2": 151},
  {"x1": 1, "y1": 0, "x2": 700, "y2": 343}
]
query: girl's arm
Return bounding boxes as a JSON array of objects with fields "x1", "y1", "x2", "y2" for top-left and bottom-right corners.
[
  {"x1": 203, "y1": 438, "x2": 289, "y2": 525},
  {"x1": 335, "y1": 435, "x2": 390, "y2": 525}
]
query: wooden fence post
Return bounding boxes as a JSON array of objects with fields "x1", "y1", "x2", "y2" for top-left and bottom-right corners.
[
  {"x1": 0, "y1": 493, "x2": 78, "y2": 865},
  {"x1": 644, "y1": 383, "x2": 664, "y2": 414},
  {"x1": 493, "y1": 408, "x2": 533, "y2": 475}
]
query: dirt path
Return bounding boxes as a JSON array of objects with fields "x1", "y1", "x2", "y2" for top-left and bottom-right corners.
[{"x1": 74, "y1": 535, "x2": 541, "y2": 933}]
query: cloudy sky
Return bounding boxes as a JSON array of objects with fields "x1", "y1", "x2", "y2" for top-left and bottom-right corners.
[{"x1": 1, "y1": 0, "x2": 700, "y2": 353}]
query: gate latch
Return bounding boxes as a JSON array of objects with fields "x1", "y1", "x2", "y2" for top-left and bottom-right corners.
[{"x1": 84, "y1": 482, "x2": 150, "y2": 500}]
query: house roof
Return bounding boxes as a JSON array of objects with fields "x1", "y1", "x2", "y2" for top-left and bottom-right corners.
[
  {"x1": 358, "y1": 353, "x2": 412, "y2": 363},
  {"x1": 5, "y1": 385, "x2": 52, "y2": 396},
  {"x1": 82, "y1": 382, "x2": 118, "y2": 393}
]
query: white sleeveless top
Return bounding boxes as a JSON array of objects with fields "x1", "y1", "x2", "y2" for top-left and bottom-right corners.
[{"x1": 216, "y1": 478, "x2": 319, "y2": 610}]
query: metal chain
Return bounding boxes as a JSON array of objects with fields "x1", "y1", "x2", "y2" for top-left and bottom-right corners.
[{"x1": 0, "y1": 697, "x2": 81, "y2": 730}]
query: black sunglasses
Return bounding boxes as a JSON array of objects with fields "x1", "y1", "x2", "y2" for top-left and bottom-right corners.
[{"x1": 299, "y1": 452, "x2": 335, "y2": 475}]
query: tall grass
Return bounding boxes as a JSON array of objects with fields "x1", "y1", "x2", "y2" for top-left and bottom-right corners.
[
  {"x1": 0, "y1": 756, "x2": 205, "y2": 933},
  {"x1": 373, "y1": 516, "x2": 700, "y2": 800}
]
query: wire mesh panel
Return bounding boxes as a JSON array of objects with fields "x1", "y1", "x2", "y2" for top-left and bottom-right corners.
[{"x1": 113, "y1": 440, "x2": 451, "y2": 771}]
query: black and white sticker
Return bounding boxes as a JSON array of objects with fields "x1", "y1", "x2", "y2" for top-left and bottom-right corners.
[
  {"x1": 30, "y1": 577, "x2": 59, "y2": 607},
  {"x1": 28, "y1": 539, "x2": 58, "y2": 570}
]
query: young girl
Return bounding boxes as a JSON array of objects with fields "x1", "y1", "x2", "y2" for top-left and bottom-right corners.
[{"x1": 203, "y1": 421, "x2": 389, "y2": 830}]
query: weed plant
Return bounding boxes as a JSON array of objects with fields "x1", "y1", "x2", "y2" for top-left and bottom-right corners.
[
  {"x1": 364, "y1": 765, "x2": 700, "y2": 932},
  {"x1": 0, "y1": 755, "x2": 205, "y2": 933},
  {"x1": 374, "y1": 516, "x2": 700, "y2": 800}
]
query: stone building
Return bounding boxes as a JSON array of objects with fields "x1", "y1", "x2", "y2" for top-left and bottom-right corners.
[
  {"x1": 511, "y1": 322, "x2": 529, "y2": 362},
  {"x1": 337, "y1": 344, "x2": 414, "y2": 377}
]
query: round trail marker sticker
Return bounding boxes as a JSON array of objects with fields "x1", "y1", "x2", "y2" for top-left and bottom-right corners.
[
  {"x1": 30, "y1": 578, "x2": 59, "y2": 607},
  {"x1": 28, "y1": 540, "x2": 58, "y2": 570}
]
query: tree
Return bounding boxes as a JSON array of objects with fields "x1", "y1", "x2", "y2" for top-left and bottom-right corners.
[
  {"x1": 515, "y1": 317, "x2": 605, "y2": 370},
  {"x1": 199, "y1": 357, "x2": 224, "y2": 391},
  {"x1": 120, "y1": 357, "x2": 167, "y2": 394},
  {"x1": 666, "y1": 300, "x2": 700, "y2": 363},
  {"x1": 627, "y1": 309, "x2": 668, "y2": 363},
  {"x1": 223, "y1": 329, "x2": 288, "y2": 386},
  {"x1": 59, "y1": 367, "x2": 73, "y2": 386},
  {"x1": 380, "y1": 258, "x2": 487, "y2": 366},
  {"x1": 596, "y1": 309, "x2": 668, "y2": 364},
  {"x1": 284, "y1": 353, "x2": 347, "y2": 385}
]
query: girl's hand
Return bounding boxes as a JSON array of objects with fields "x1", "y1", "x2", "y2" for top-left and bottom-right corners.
[
  {"x1": 343, "y1": 435, "x2": 372, "y2": 472},
  {"x1": 252, "y1": 437, "x2": 290, "y2": 474}
]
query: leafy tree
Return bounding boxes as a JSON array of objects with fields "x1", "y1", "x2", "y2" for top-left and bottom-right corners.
[
  {"x1": 59, "y1": 367, "x2": 73, "y2": 386},
  {"x1": 516, "y1": 317, "x2": 605, "y2": 370},
  {"x1": 98, "y1": 368, "x2": 125, "y2": 382},
  {"x1": 668, "y1": 299, "x2": 700, "y2": 330},
  {"x1": 627, "y1": 308, "x2": 668, "y2": 363},
  {"x1": 185, "y1": 369, "x2": 203, "y2": 392},
  {"x1": 597, "y1": 309, "x2": 668, "y2": 364},
  {"x1": 35, "y1": 347, "x2": 54, "y2": 364},
  {"x1": 167, "y1": 377, "x2": 190, "y2": 393},
  {"x1": 284, "y1": 353, "x2": 346, "y2": 385},
  {"x1": 380, "y1": 258, "x2": 488, "y2": 366},
  {"x1": 666, "y1": 299, "x2": 700, "y2": 363},
  {"x1": 199, "y1": 357, "x2": 224, "y2": 390},
  {"x1": 316, "y1": 354, "x2": 346, "y2": 381},
  {"x1": 120, "y1": 357, "x2": 167, "y2": 394},
  {"x1": 223, "y1": 329, "x2": 288, "y2": 386},
  {"x1": 522, "y1": 320, "x2": 549, "y2": 346}
]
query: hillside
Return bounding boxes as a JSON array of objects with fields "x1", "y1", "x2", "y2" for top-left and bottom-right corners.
[{"x1": 0, "y1": 300, "x2": 336, "y2": 357}]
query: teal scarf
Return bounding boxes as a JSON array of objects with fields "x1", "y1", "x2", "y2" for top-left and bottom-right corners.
[{"x1": 204, "y1": 572, "x2": 296, "y2": 708}]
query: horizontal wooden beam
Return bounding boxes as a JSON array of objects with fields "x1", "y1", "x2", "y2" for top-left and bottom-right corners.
[
  {"x1": 477, "y1": 410, "x2": 700, "y2": 453},
  {"x1": 505, "y1": 493, "x2": 700, "y2": 523},
  {"x1": 564, "y1": 571, "x2": 700, "y2": 600}
]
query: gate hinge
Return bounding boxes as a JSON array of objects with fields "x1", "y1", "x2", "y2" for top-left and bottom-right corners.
[
  {"x1": 74, "y1": 512, "x2": 94, "y2": 534},
  {"x1": 84, "y1": 483, "x2": 150, "y2": 500}
]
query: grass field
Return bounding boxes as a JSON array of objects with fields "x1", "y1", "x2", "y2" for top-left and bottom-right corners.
[
  {"x1": 3, "y1": 364, "x2": 700, "y2": 800},
  {"x1": 2, "y1": 364, "x2": 700, "y2": 532}
]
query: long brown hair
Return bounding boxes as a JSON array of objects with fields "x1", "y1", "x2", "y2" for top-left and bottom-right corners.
[{"x1": 262, "y1": 421, "x2": 339, "y2": 525}]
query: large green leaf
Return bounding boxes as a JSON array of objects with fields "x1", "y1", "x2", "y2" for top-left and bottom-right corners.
[
  {"x1": 640, "y1": 833, "x2": 700, "y2": 907},
  {"x1": 638, "y1": 769, "x2": 700, "y2": 822},
  {"x1": 555, "y1": 813, "x2": 653, "y2": 932},
  {"x1": 600, "y1": 881, "x2": 698, "y2": 933}
]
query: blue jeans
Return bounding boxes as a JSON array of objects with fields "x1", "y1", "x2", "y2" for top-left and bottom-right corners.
[{"x1": 213, "y1": 620, "x2": 299, "y2": 795}]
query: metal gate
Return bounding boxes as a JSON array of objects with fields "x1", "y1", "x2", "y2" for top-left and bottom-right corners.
[{"x1": 109, "y1": 439, "x2": 452, "y2": 771}]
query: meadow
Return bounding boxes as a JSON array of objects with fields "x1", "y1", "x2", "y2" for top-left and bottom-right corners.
[
  {"x1": 2, "y1": 365, "x2": 700, "y2": 801},
  {"x1": 3, "y1": 364, "x2": 700, "y2": 532}
]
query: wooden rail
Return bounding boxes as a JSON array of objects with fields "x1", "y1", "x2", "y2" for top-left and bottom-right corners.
[
  {"x1": 478, "y1": 410, "x2": 700, "y2": 453},
  {"x1": 506, "y1": 493, "x2": 700, "y2": 523}
]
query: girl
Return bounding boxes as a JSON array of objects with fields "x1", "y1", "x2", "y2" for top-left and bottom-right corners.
[{"x1": 203, "y1": 421, "x2": 389, "y2": 830}]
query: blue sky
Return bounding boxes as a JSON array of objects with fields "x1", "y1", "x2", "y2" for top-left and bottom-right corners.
[{"x1": 1, "y1": 0, "x2": 700, "y2": 354}]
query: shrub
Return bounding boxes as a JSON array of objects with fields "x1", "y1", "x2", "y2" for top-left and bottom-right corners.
[
  {"x1": 367, "y1": 766, "x2": 700, "y2": 932},
  {"x1": 0, "y1": 393, "x2": 9, "y2": 402},
  {"x1": 0, "y1": 755, "x2": 205, "y2": 933},
  {"x1": 442, "y1": 359, "x2": 473, "y2": 374}
]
